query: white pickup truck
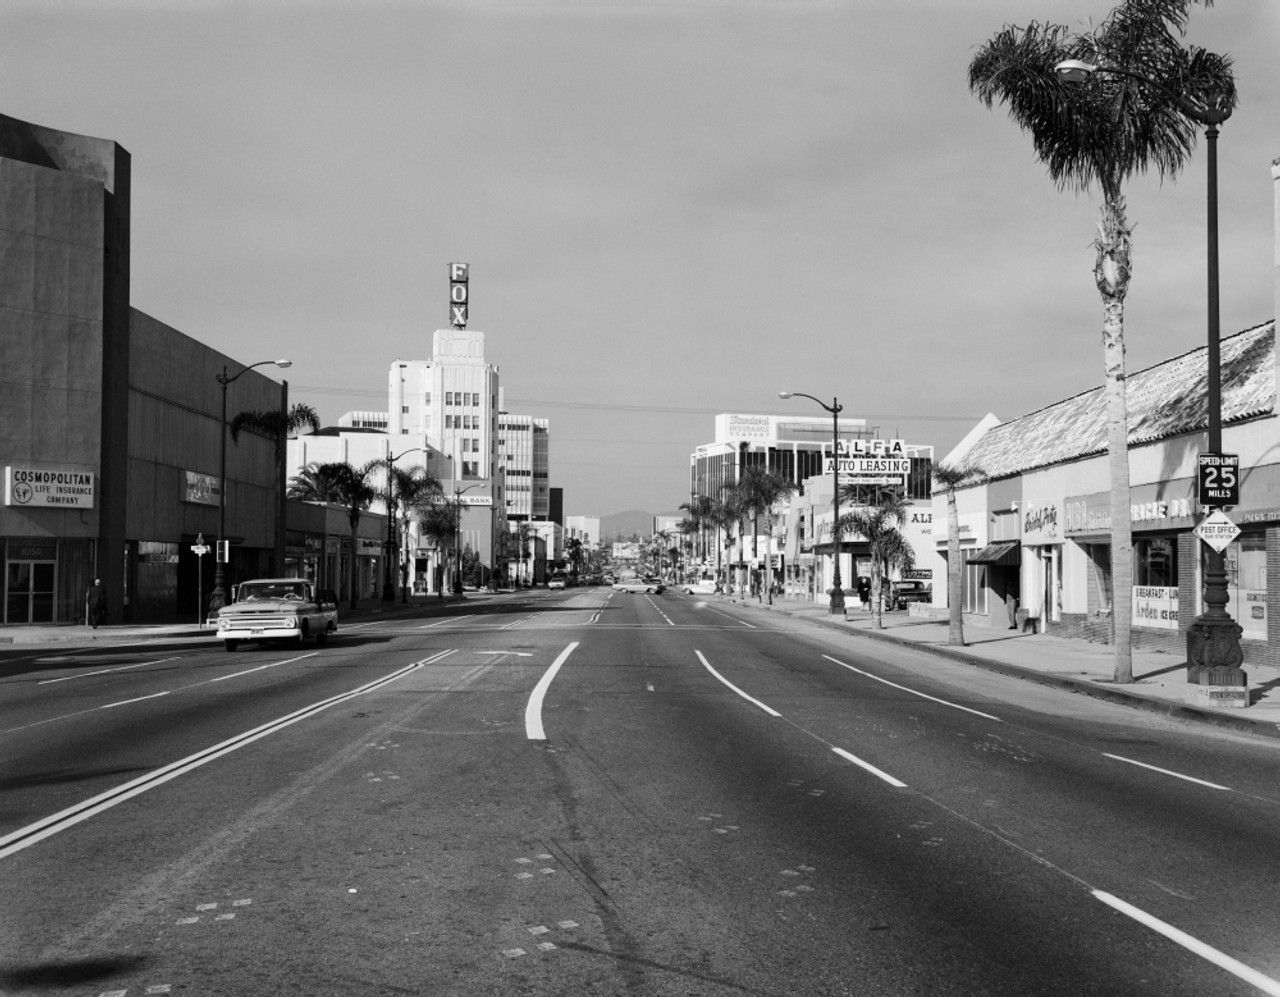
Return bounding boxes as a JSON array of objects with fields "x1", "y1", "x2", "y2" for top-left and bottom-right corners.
[{"x1": 216, "y1": 578, "x2": 338, "y2": 652}]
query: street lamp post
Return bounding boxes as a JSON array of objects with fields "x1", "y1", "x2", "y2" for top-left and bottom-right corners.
[
  {"x1": 382, "y1": 447, "x2": 425, "y2": 602},
  {"x1": 210, "y1": 358, "x2": 291, "y2": 615},
  {"x1": 1056, "y1": 60, "x2": 1243, "y2": 678},
  {"x1": 779, "y1": 391, "x2": 845, "y2": 614}
]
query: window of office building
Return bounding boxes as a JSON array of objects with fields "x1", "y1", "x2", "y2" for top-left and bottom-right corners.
[{"x1": 445, "y1": 391, "x2": 453, "y2": 405}]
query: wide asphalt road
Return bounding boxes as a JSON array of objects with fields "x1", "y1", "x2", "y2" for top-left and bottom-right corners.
[{"x1": 2, "y1": 587, "x2": 1278, "y2": 996}]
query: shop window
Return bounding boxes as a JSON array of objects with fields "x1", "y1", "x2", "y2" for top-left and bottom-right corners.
[
  {"x1": 1224, "y1": 533, "x2": 1266, "y2": 641},
  {"x1": 962, "y1": 551, "x2": 987, "y2": 615},
  {"x1": 1134, "y1": 536, "x2": 1177, "y2": 587},
  {"x1": 1087, "y1": 543, "x2": 1113, "y2": 614}
]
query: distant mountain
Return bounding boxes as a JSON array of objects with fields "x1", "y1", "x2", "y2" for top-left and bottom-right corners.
[{"x1": 599, "y1": 509, "x2": 655, "y2": 541}]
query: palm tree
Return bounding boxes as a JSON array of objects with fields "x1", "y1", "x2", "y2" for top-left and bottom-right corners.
[
  {"x1": 566, "y1": 537, "x2": 585, "y2": 580},
  {"x1": 839, "y1": 496, "x2": 911, "y2": 630},
  {"x1": 738, "y1": 466, "x2": 797, "y2": 605},
  {"x1": 414, "y1": 496, "x2": 460, "y2": 596},
  {"x1": 384, "y1": 464, "x2": 441, "y2": 601},
  {"x1": 705, "y1": 496, "x2": 737, "y2": 593},
  {"x1": 287, "y1": 462, "x2": 341, "y2": 503},
  {"x1": 969, "y1": 0, "x2": 1234, "y2": 683},
  {"x1": 679, "y1": 495, "x2": 714, "y2": 565},
  {"x1": 716, "y1": 485, "x2": 748, "y2": 595},
  {"x1": 932, "y1": 462, "x2": 988, "y2": 647},
  {"x1": 316, "y1": 460, "x2": 378, "y2": 610},
  {"x1": 230, "y1": 402, "x2": 320, "y2": 573}
]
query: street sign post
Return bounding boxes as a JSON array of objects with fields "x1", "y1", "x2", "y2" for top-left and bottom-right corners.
[
  {"x1": 1197, "y1": 453, "x2": 1239, "y2": 507},
  {"x1": 1194, "y1": 510, "x2": 1241, "y2": 553},
  {"x1": 192, "y1": 533, "x2": 210, "y2": 627}
]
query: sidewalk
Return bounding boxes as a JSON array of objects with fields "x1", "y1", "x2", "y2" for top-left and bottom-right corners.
[{"x1": 723, "y1": 594, "x2": 1280, "y2": 741}]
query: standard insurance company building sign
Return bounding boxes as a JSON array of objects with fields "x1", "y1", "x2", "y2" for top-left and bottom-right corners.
[{"x1": 4, "y1": 466, "x2": 96, "y2": 508}]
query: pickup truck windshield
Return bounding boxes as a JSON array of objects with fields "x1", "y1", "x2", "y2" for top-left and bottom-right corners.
[{"x1": 238, "y1": 583, "x2": 306, "y2": 601}]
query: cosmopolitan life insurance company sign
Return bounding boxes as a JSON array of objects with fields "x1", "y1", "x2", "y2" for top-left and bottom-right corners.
[{"x1": 5, "y1": 467, "x2": 95, "y2": 509}]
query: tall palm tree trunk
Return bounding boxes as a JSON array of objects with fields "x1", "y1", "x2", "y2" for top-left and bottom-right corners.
[
  {"x1": 764, "y1": 511, "x2": 774, "y2": 604},
  {"x1": 1097, "y1": 198, "x2": 1134, "y2": 683},
  {"x1": 946, "y1": 490, "x2": 965, "y2": 646}
]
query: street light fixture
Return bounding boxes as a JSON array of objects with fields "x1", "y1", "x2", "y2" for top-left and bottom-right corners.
[
  {"x1": 1055, "y1": 59, "x2": 1242, "y2": 676},
  {"x1": 382, "y1": 447, "x2": 425, "y2": 602},
  {"x1": 211, "y1": 358, "x2": 292, "y2": 614},
  {"x1": 779, "y1": 391, "x2": 845, "y2": 614}
]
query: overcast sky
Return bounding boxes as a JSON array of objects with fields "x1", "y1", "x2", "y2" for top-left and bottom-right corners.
[{"x1": 6, "y1": 1, "x2": 1277, "y2": 517}]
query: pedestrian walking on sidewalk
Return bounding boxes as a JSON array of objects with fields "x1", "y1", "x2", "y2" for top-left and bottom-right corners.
[
  {"x1": 857, "y1": 576, "x2": 871, "y2": 612},
  {"x1": 86, "y1": 578, "x2": 107, "y2": 628}
]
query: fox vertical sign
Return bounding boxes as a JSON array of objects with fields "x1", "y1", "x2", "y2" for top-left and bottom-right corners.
[{"x1": 449, "y1": 263, "x2": 469, "y2": 328}]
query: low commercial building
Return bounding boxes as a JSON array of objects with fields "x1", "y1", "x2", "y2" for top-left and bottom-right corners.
[{"x1": 932, "y1": 159, "x2": 1280, "y2": 666}]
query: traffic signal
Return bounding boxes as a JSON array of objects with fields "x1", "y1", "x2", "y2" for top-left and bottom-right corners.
[{"x1": 217, "y1": 540, "x2": 230, "y2": 563}]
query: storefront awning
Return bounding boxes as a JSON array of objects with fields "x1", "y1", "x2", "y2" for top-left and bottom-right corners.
[{"x1": 967, "y1": 540, "x2": 1020, "y2": 566}]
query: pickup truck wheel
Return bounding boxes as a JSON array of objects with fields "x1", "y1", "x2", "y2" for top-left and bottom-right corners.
[{"x1": 224, "y1": 640, "x2": 240, "y2": 652}]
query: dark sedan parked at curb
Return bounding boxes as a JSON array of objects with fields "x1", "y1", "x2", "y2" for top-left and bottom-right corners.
[{"x1": 891, "y1": 580, "x2": 932, "y2": 610}]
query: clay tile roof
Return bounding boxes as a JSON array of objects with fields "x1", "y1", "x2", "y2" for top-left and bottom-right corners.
[{"x1": 961, "y1": 321, "x2": 1275, "y2": 480}]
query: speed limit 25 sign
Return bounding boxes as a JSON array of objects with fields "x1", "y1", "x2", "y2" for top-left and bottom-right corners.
[{"x1": 1197, "y1": 453, "x2": 1239, "y2": 507}]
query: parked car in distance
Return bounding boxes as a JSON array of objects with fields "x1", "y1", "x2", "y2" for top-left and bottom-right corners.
[
  {"x1": 612, "y1": 576, "x2": 665, "y2": 595},
  {"x1": 680, "y1": 578, "x2": 718, "y2": 595},
  {"x1": 217, "y1": 578, "x2": 338, "y2": 651},
  {"x1": 548, "y1": 574, "x2": 567, "y2": 590},
  {"x1": 892, "y1": 580, "x2": 932, "y2": 610}
]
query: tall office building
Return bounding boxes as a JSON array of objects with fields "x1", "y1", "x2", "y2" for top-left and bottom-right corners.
[
  {"x1": 496, "y1": 401, "x2": 550, "y2": 521},
  {"x1": 387, "y1": 329, "x2": 501, "y2": 482}
]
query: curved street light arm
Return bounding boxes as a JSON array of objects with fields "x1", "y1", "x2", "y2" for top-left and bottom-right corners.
[{"x1": 1053, "y1": 60, "x2": 1231, "y2": 127}]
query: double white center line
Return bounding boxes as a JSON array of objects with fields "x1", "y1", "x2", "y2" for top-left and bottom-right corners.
[{"x1": 0, "y1": 656, "x2": 443, "y2": 861}]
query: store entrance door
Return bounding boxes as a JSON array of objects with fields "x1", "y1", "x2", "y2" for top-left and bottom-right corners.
[{"x1": 6, "y1": 561, "x2": 56, "y2": 623}]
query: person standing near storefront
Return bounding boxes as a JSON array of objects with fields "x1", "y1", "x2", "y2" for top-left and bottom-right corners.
[{"x1": 86, "y1": 578, "x2": 107, "y2": 628}]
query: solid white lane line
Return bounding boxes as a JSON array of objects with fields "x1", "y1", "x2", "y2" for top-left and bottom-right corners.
[
  {"x1": 1092, "y1": 891, "x2": 1280, "y2": 996},
  {"x1": 822, "y1": 654, "x2": 1002, "y2": 721},
  {"x1": 831, "y1": 747, "x2": 909, "y2": 788},
  {"x1": 694, "y1": 651, "x2": 781, "y2": 717},
  {"x1": 0, "y1": 658, "x2": 438, "y2": 861},
  {"x1": 1102, "y1": 754, "x2": 1232, "y2": 791},
  {"x1": 38, "y1": 657, "x2": 184, "y2": 685},
  {"x1": 525, "y1": 643, "x2": 579, "y2": 740}
]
